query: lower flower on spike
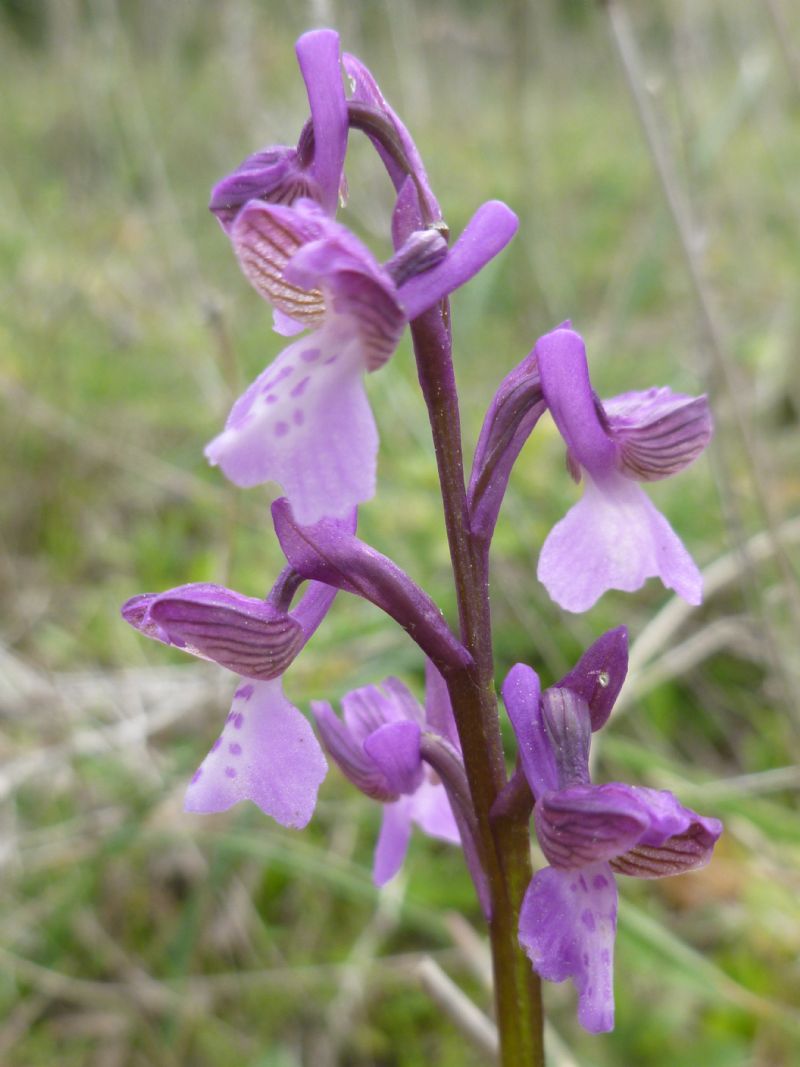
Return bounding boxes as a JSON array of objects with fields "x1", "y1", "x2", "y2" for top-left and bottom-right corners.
[
  {"x1": 312, "y1": 673, "x2": 461, "y2": 885},
  {"x1": 503, "y1": 628, "x2": 722, "y2": 1032},
  {"x1": 121, "y1": 577, "x2": 336, "y2": 828}
]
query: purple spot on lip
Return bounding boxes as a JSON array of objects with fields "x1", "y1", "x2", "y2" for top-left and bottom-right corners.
[
  {"x1": 274, "y1": 421, "x2": 289, "y2": 438},
  {"x1": 190, "y1": 769, "x2": 202, "y2": 784},
  {"x1": 233, "y1": 713, "x2": 245, "y2": 730},
  {"x1": 290, "y1": 376, "x2": 310, "y2": 398},
  {"x1": 301, "y1": 348, "x2": 321, "y2": 363},
  {"x1": 211, "y1": 737, "x2": 222, "y2": 753},
  {"x1": 229, "y1": 742, "x2": 242, "y2": 756},
  {"x1": 593, "y1": 874, "x2": 609, "y2": 890},
  {"x1": 323, "y1": 355, "x2": 338, "y2": 365},
  {"x1": 581, "y1": 908, "x2": 596, "y2": 932},
  {"x1": 264, "y1": 393, "x2": 278, "y2": 404},
  {"x1": 225, "y1": 766, "x2": 237, "y2": 779},
  {"x1": 235, "y1": 685, "x2": 254, "y2": 701},
  {"x1": 293, "y1": 409, "x2": 305, "y2": 426}
]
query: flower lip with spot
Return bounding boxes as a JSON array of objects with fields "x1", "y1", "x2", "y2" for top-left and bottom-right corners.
[
  {"x1": 209, "y1": 29, "x2": 347, "y2": 231},
  {"x1": 503, "y1": 629, "x2": 722, "y2": 1033},
  {"x1": 535, "y1": 325, "x2": 712, "y2": 612},
  {"x1": 120, "y1": 569, "x2": 344, "y2": 828},
  {"x1": 312, "y1": 670, "x2": 461, "y2": 887},
  {"x1": 205, "y1": 196, "x2": 518, "y2": 525}
]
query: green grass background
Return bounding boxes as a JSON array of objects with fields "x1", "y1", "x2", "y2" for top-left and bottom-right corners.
[{"x1": 1, "y1": 1, "x2": 799, "y2": 1064}]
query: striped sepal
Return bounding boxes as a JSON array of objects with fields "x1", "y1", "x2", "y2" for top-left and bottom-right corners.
[
  {"x1": 232, "y1": 202, "x2": 326, "y2": 328},
  {"x1": 149, "y1": 594, "x2": 305, "y2": 681},
  {"x1": 604, "y1": 387, "x2": 712, "y2": 482},
  {"x1": 611, "y1": 822, "x2": 719, "y2": 879},
  {"x1": 535, "y1": 785, "x2": 647, "y2": 870}
]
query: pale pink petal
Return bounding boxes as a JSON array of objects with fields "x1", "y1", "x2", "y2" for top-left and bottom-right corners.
[
  {"x1": 373, "y1": 798, "x2": 413, "y2": 886},
  {"x1": 184, "y1": 679, "x2": 326, "y2": 829},
  {"x1": 410, "y1": 777, "x2": 460, "y2": 844},
  {"x1": 538, "y1": 471, "x2": 702, "y2": 612},
  {"x1": 519, "y1": 862, "x2": 618, "y2": 1034},
  {"x1": 205, "y1": 330, "x2": 377, "y2": 524}
]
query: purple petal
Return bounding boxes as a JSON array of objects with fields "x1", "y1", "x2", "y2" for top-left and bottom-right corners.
[
  {"x1": 205, "y1": 329, "x2": 378, "y2": 524},
  {"x1": 312, "y1": 699, "x2": 394, "y2": 800},
  {"x1": 555, "y1": 626, "x2": 628, "y2": 732},
  {"x1": 342, "y1": 52, "x2": 442, "y2": 235},
  {"x1": 146, "y1": 583, "x2": 304, "y2": 680},
  {"x1": 231, "y1": 200, "x2": 326, "y2": 328},
  {"x1": 534, "y1": 783, "x2": 651, "y2": 869},
  {"x1": 609, "y1": 786, "x2": 722, "y2": 878},
  {"x1": 341, "y1": 684, "x2": 401, "y2": 743},
  {"x1": 467, "y1": 347, "x2": 545, "y2": 542},
  {"x1": 423, "y1": 660, "x2": 460, "y2": 749},
  {"x1": 519, "y1": 863, "x2": 618, "y2": 1034},
  {"x1": 363, "y1": 720, "x2": 424, "y2": 795},
  {"x1": 321, "y1": 270, "x2": 405, "y2": 372},
  {"x1": 184, "y1": 679, "x2": 327, "y2": 828},
  {"x1": 209, "y1": 147, "x2": 315, "y2": 233},
  {"x1": 278, "y1": 224, "x2": 404, "y2": 373},
  {"x1": 603, "y1": 388, "x2": 712, "y2": 482},
  {"x1": 535, "y1": 327, "x2": 617, "y2": 477},
  {"x1": 373, "y1": 797, "x2": 414, "y2": 886},
  {"x1": 537, "y1": 471, "x2": 703, "y2": 612},
  {"x1": 541, "y1": 688, "x2": 592, "y2": 789},
  {"x1": 501, "y1": 663, "x2": 558, "y2": 799},
  {"x1": 272, "y1": 500, "x2": 472, "y2": 673},
  {"x1": 295, "y1": 30, "x2": 347, "y2": 216},
  {"x1": 380, "y1": 677, "x2": 427, "y2": 725},
  {"x1": 338, "y1": 678, "x2": 423, "y2": 745},
  {"x1": 409, "y1": 776, "x2": 461, "y2": 844},
  {"x1": 385, "y1": 227, "x2": 449, "y2": 288},
  {"x1": 398, "y1": 201, "x2": 519, "y2": 322}
]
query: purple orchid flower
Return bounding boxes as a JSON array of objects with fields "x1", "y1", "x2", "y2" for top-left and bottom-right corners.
[
  {"x1": 209, "y1": 29, "x2": 347, "y2": 231},
  {"x1": 312, "y1": 664, "x2": 462, "y2": 887},
  {"x1": 121, "y1": 577, "x2": 336, "y2": 829},
  {"x1": 535, "y1": 326, "x2": 712, "y2": 612},
  {"x1": 502, "y1": 628, "x2": 722, "y2": 1033},
  {"x1": 205, "y1": 196, "x2": 518, "y2": 525}
]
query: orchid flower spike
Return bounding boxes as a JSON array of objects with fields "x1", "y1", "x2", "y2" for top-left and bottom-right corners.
[
  {"x1": 209, "y1": 29, "x2": 347, "y2": 230},
  {"x1": 503, "y1": 629, "x2": 722, "y2": 1032},
  {"x1": 205, "y1": 197, "x2": 517, "y2": 524},
  {"x1": 535, "y1": 326, "x2": 712, "y2": 612},
  {"x1": 121, "y1": 576, "x2": 337, "y2": 829},
  {"x1": 312, "y1": 667, "x2": 462, "y2": 887}
]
